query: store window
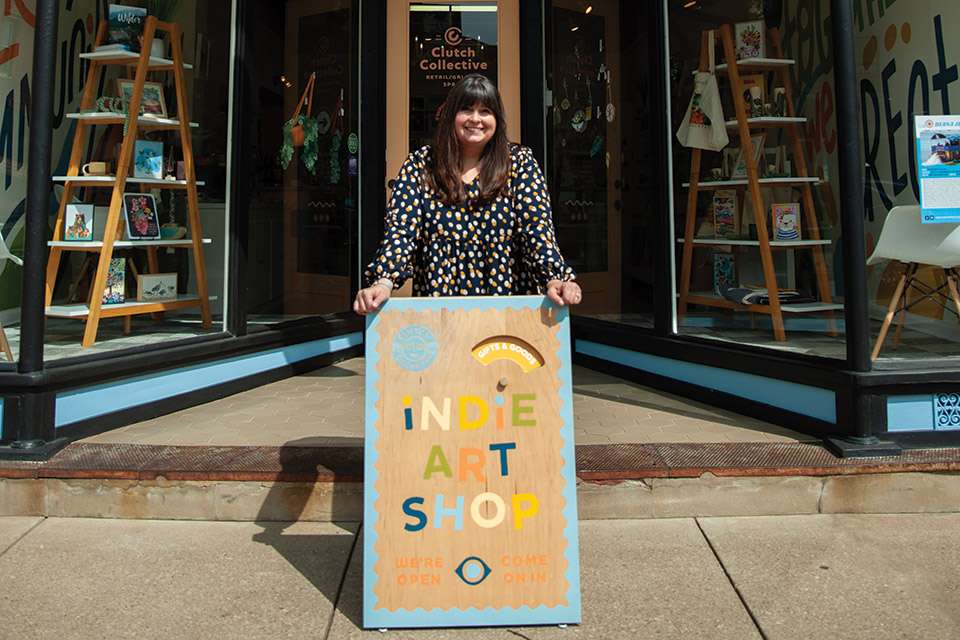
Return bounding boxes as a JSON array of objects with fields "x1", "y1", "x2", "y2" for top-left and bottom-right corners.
[
  {"x1": 546, "y1": 1, "x2": 658, "y2": 327},
  {"x1": 858, "y1": 0, "x2": 960, "y2": 361},
  {"x1": 669, "y1": 0, "x2": 846, "y2": 358},
  {"x1": 0, "y1": 2, "x2": 232, "y2": 361},
  {"x1": 241, "y1": 0, "x2": 359, "y2": 322}
]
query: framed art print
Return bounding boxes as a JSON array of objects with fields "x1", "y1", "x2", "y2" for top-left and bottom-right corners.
[
  {"x1": 134, "y1": 140, "x2": 164, "y2": 179},
  {"x1": 103, "y1": 257, "x2": 125, "y2": 304},
  {"x1": 64, "y1": 203, "x2": 95, "y2": 241},
  {"x1": 115, "y1": 79, "x2": 167, "y2": 118},
  {"x1": 122, "y1": 193, "x2": 161, "y2": 240},
  {"x1": 735, "y1": 20, "x2": 765, "y2": 59},
  {"x1": 713, "y1": 193, "x2": 738, "y2": 238},
  {"x1": 137, "y1": 273, "x2": 178, "y2": 301},
  {"x1": 772, "y1": 203, "x2": 801, "y2": 240}
]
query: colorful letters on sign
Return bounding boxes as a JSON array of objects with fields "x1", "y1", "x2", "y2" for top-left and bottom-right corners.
[{"x1": 363, "y1": 296, "x2": 581, "y2": 629}]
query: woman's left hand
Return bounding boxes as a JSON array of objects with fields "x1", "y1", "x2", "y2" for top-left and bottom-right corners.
[{"x1": 546, "y1": 280, "x2": 582, "y2": 306}]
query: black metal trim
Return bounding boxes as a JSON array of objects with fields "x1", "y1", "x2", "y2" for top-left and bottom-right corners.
[
  {"x1": 0, "y1": 315, "x2": 361, "y2": 395},
  {"x1": 52, "y1": 344, "x2": 362, "y2": 445},
  {"x1": 574, "y1": 352, "x2": 838, "y2": 439},
  {"x1": 886, "y1": 430, "x2": 960, "y2": 449},
  {"x1": 227, "y1": 0, "x2": 249, "y2": 336},
  {"x1": 830, "y1": 0, "x2": 871, "y2": 375},
  {"x1": 519, "y1": 0, "x2": 545, "y2": 159},
  {"x1": 359, "y1": 0, "x2": 387, "y2": 286},
  {"x1": 20, "y1": 0, "x2": 59, "y2": 377},
  {"x1": 648, "y1": 0, "x2": 673, "y2": 337}
]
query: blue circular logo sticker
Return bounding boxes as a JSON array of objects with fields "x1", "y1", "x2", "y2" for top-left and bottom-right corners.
[{"x1": 392, "y1": 325, "x2": 437, "y2": 371}]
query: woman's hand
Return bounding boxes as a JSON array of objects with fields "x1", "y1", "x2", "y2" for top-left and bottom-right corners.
[
  {"x1": 546, "y1": 280, "x2": 582, "y2": 306},
  {"x1": 353, "y1": 280, "x2": 393, "y2": 315}
]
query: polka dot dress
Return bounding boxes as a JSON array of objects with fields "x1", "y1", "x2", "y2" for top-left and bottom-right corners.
[{"x1": 365, "y1": 144, "x2": 576, "y2": 297}]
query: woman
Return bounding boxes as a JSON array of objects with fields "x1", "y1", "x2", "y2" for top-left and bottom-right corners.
[{"x1": 354, "y1": 73, "x2": 581, "y2": 314}]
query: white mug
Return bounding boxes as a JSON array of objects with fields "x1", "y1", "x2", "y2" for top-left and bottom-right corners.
[{"x1": 82, "y1": 161, "x2": 110, "y2": 176}]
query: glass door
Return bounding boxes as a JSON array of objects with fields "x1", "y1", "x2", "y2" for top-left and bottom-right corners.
[
  {"x1": 385, "y1": 0, "x2": 521, "y2": 295},
  {"x1": 547, "y1": 0, "x2": 622, "y2": 314}
]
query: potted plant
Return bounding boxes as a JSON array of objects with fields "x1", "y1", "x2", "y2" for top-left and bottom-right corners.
[
  {"x1": 280, "y1": 114, "x2": 320, "y2": 175},
  {"x1": 144, "y1": 0, "x2": 183, "y2": 57}
]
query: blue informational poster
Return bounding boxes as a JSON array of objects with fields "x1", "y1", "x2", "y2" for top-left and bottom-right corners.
[
  {"x1": 915, "y1": 116, "x2": 960, "y2": 223},
  {"x1": 363, "y1": 295, "x2": 581, "y2": 630}
]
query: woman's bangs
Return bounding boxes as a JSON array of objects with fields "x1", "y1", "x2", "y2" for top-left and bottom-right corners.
[{"x1": 455, "y1": 78, "x2": 499, "y2": 113}]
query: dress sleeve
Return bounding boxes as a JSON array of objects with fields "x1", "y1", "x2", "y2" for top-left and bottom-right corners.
[
  {"x1": 511, "y1": 146, "x2": 576, "y2": 289},
  {"x1": 363, "y1": 150, "x2": 425, "y2": 288}
]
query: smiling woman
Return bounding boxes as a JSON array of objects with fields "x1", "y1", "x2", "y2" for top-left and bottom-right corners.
[{"x1": 354, "y1": 74, "x2": 583, "y2": 314}]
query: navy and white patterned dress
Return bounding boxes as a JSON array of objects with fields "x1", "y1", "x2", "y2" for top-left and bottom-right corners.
[{"x1": 364, "y1": 144, "x2": 576, "y2": 296}]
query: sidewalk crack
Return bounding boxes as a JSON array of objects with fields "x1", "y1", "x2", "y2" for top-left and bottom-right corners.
[
  {"x1": 0, "y1": 516, "x2": 47, "y2": 561},
  {"x1": 695, "y1": 518, "x2": 769, "y2": 640}
]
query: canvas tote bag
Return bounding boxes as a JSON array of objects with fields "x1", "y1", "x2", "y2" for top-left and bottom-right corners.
[{"x1": 676, "y1": 31, "x2": 729, "y2": 152}]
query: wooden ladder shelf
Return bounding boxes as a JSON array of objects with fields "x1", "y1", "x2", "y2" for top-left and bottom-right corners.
[
  {"x1": 677, "y1": 24, "x2": 840, "y2": 342},
  {"x1": 45, "y1": 16, "x2": 212, "y2": 347}
]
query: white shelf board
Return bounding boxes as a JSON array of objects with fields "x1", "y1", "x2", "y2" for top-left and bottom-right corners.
[
  {"x1": 52, "y1": 176, "x2": 205, "y2": 186},
  {"x1": 80, "y1": 50, "x2": 194, "y2": 69},
  {"x1": 49, "y1": 239, "x2": 211, "y2": 248},
  {"x1": 67, "y1": 112, "x2": 198, "y2": 127},
  {"x1": 46, "y1": 294, "x2": 214, "y2": 318},
  {"x1": 687, "y1": 291, "x2": 842, "y2": 313},
  {"x1": 683, "y1": 177, "x2": 820, "y2": 188},
  {"x1": 678, "y1": 238, "x2": 831, "y2": 247},
  {"x1": 725, "y1": 117, "x2": 806, "y2": 127},
  {"x1": 716, "y1": 57, "x2": 794, "y2": 70}
]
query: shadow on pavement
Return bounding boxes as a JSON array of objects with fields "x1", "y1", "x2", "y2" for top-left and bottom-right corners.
[{"x1": 252, "y1": 437, "x2": 364, "y2": 628}]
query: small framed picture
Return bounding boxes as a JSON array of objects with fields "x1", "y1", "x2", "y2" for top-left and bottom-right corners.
[
  {"x1": 732, "y1": 133, "x2": 766, "y2": 179},
  {"x1": 133, "y1": 139, "x2": 164, "y2": 179},
  {"x1": 64, "y1": 203, "x2": 95, "y2": 241},
  {"x1": 772, "y1": 203, "x2": 801, "y2": 240},
  {"x1": 713, "y1": 252, "x2": 736, "y2": 295},
  {"x1": 713, "y1": 193, "x2": 738, "y2": 238},
  {"x1": 122, "y1": 193, "x2": 161, "y2": 240},
  {"x1": 115, "y1": 79, "x2": 167, "y2": 118},
  {"x1": 137, "y1": 272, "x2": 178, "y2": 302},
  {"x1": 735, "y1": 20, "x2": 766, "y2": 60},
  {"x1": 103, "y1": 257, "x2": 125, "y2": 304}
]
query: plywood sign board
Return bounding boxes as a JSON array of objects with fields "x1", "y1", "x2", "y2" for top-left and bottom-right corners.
[{"x1": 363, "y1": 296, "x2": 581, "y2": 629}]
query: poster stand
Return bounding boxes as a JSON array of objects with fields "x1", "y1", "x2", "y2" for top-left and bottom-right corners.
[{"x1": 363, "y1": 295, "x2": 581, "y2": 629}]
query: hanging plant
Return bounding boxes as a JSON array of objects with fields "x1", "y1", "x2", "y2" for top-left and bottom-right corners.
[{"x1": 280, "y1": 114, "x2": 320, "y2": 175}]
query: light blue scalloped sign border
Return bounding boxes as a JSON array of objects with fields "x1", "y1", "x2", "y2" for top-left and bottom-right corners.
[{"x1": 363, "y1": 295, "x2": 581, "y2": 629}]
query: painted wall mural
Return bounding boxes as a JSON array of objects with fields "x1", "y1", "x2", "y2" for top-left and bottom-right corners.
[{"x1": 0, "y1": 1, "x2": 113, "y2": 322}]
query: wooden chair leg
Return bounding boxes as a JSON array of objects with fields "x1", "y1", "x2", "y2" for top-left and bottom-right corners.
[
  {"x1": 892, "y1": 271, "x2": 914, "y2": 350},
  {"x1": 0, "y1": 321, "x2": 13, "y2": 362},
  {"x1": 872, "y1": 262, "x2": 915, "y2": 360}
]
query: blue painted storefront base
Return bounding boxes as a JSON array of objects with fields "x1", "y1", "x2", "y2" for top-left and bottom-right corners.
[
  {"x1": 576, "y1": 341, "x2": 837, "y2": 424},
  {"x1": 887, "y1": 394, "x2": 960, "y2": 432},
  {"x1": 54, "y1": 333, "x2": 362, "y2": 428}
]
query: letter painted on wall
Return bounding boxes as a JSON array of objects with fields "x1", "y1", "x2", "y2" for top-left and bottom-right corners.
[{"x1": 363, "y1": 296, "x2": 580, "y2": 629}]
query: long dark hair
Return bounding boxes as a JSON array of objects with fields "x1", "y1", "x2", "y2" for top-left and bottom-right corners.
[{"x1": 425, "y1": 74, "x2": 511, "y2": 207}]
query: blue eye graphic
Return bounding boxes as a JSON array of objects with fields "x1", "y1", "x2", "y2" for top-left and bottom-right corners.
[{"x1": 455, "y1": 556, "x2": 492, "y2": 586}]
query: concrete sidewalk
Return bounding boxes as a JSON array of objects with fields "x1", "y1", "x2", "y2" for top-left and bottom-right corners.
[{"x1": 2, "y1": 514, "x2": 958, "y2": 639}]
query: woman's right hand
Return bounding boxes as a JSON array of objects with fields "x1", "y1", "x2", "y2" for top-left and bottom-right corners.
[{"x1": 353, "y1": 282, "x2": 393, "y2": 315}]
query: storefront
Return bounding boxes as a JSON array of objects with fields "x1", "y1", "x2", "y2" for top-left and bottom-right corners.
[{"x1": 1, "y1": 0, "x2": 958, "y2": 459}]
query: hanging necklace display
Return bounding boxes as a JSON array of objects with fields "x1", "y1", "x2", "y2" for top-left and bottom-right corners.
[{"x1": 560, "y1": 78, "x2": 570, "y2": 111}]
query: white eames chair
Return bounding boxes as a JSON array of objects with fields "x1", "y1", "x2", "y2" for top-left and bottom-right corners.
[
  {"x1": 0, "y1": 230, "x2": 22, "y2": 361},
  {"x1": 867, "y1": 205, "x2": 960, "y2": 360}
]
